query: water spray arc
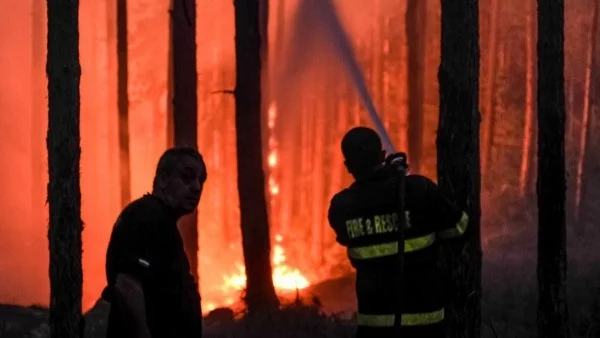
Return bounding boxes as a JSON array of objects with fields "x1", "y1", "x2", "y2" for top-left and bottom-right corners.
[
  {"x1": 311, "y1": 0, "x2": 396, "y2": 154},
  {"x1": 280, "y1": 0, "x2": 397, "y2": 154}
]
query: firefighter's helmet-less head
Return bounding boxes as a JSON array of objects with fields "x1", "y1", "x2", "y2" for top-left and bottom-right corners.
[{"x1": 341, "y1": 126, "x2": 386, "y2": 178}]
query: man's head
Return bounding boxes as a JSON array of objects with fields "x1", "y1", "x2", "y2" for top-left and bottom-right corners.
[
  {"x1": 152, "y1": 147, "x2": 207, "y2": 216},
  {"x1": 341, "y1": 126, "x2": 386, "y2": 179}
]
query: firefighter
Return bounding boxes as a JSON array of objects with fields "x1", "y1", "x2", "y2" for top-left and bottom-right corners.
[
  {"x1": 327, "y1": 126, "x2": 469, "y2": 338},
  {"x1": 102, "y1": 147, "x2": 206, "y2": 338}
]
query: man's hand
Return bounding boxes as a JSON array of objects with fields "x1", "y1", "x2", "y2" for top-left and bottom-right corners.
[
  {"x1": 385, "y1": 152, "x2": 409, "y2": 173},
  {"x1": 114, "y1": 273, "x2": 152, "y2": 338}
]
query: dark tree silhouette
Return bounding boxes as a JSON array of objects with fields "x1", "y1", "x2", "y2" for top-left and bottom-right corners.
[
  {"x1": 170, "y1": 0, "x2": 200, "y2": 281},
  {"x1": 436, "y1": 0, "x2": 481, "y2": 337},
  {"x1": 117, "y1": 0, "x2": 131, "y2": 208},
  {"x1": 46, "y1": 0, "x2": 84, "y2": 337},
  {"x1": 405, "y1": 0, "x2": 426, "y2": 174},
  {"x1": 536, "y1": 0, "x2": 569, "y2": 337},
  {"x1": 234, "y1": 0, "x2": 279, "y2": 312}
]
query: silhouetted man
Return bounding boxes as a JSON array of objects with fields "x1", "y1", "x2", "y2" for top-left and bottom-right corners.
[
  {"x1": 327, "y1": 127, "x2": 468, "y2": 338},
  {"x1": 102, "y1": 147, "x2": 206, "y2": 338}
]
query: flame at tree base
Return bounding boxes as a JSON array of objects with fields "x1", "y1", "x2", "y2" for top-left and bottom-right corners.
[{"x1": 204, "y1": 234, "x2": 310, "y2": 313}]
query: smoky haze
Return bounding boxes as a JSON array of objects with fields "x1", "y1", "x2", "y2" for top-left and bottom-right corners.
[{"x1": 0, "y1": 2, "x2": 599, "y2": 336}]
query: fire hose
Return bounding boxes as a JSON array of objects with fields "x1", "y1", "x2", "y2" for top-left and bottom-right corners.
[{"x1": 386, "y1": 152, "x2": 408, "y2": 334}]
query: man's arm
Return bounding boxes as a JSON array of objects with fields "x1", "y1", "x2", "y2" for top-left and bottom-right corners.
[
  {"x1": 114, "y1": 273, "x2": 152, "y2": 338},
  {"x1": 107, "y1": 207, "x2": 165, "y2": 338},
  {"x1": 327, "y1": 194, "x2": 350, "y2": 246}
]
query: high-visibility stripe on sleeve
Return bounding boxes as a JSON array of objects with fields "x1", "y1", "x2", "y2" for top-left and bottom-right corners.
[
  {"x1": 347, "y1": 233, "x2": 436, "y2": 260},
  {"x1": 357, "y1": 308, "x2": 445, "y2": 327},
  {"x1": 438, "y1": 211, "x2": 469, "y2": 239}
]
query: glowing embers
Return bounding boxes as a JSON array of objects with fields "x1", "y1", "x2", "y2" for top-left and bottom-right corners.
[{"x1": 267, "y1": 102, "x2": 280, "y2": 195}]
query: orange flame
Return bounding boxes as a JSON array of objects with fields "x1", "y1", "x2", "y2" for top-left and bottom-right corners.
[
  {"x1": 204, "y1": 102, "x2": 309, "y2": 313},
  {"x1": 210, "y1": 234, "x2": 310, "y2": 312}
]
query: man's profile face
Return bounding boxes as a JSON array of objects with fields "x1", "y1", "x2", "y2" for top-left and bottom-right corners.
[{"x1": 160, "y1": 155, "x2": 206, "y2": 214}]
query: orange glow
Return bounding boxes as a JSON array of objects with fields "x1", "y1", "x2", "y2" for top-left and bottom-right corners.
[
  {"x1": 5, "y1": 0, "x2": 593, "y2": 317},
  {"x1": 268, "y1": 152, "x2": 278, "y2": 167},
  {"x1": 218, "y1": 234, "x2": 310, "y2": 296},
  {"x1": 0, "y1": 0, "x2": 419, "y2": 313}
]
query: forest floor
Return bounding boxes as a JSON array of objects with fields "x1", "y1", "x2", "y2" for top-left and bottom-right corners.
[{"x1": 2, "y1": 190, "x2": 600, "y2": 338}]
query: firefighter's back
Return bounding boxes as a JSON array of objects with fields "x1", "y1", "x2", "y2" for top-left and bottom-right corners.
[{"x1": 328, "y1": 166, "x2": 464, "y2": 337}]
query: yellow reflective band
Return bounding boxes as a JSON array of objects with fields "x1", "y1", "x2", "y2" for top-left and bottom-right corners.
[
  {"x1": 405, "y1": 233, "x2": 435, "y2": 252},
  {"x1": 438, "y1": 212, "x2": 469, "y2": 239},
  {"x1": 347, "y1": 233, "x2": 436, "y2": 259},
  {"x1": 357, "y1": 308, "x2": 445, "y2": 327}
]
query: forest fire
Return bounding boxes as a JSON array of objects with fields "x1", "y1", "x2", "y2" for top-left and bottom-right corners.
[
  {"x1": 206, "y1": 235, "x2": 310, "y2": 313},
  {"x1": 0, "y1": 2, "x2": 598, "y2": 329}
]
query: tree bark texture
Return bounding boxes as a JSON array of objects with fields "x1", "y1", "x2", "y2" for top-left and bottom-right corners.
[
  {"x1": 46, "y1": 0, "x2": 84, "y2": 337},
  {"x1": 405, "y1": 0, "x2": 426, "y2": 174},
  {"x1": 480, "y1": 0, "x2": 499, "y2": 174},
  {"x1": 536, "y1": 0, "x2": 569, "y2": 337},
  {"x1": 234, "y1": 0, "x2": 279, "y2": 312},
  {"x1": 117, "y1": 0, "x2": 131, "y2": 208},
  {"x1": 171, "y1": 0, "x2": 200, "y2": 281},
  {"x1": 437, "y1": 0, "x2": 481, "y2": 337},
  {"x1": 575, "y1": 0, "x2": 599, "y2": 231},
  {"x1": 520, "y1": 0, "x2": 538, "y2": 197}
]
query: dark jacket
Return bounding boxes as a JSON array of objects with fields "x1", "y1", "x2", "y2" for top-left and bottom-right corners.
[
  {"x1": 103, "y1": 194, "x2": 202, "y2": 338},
  {"x1": 327, "y1": 166, "x2": 468, "y2": 334}
]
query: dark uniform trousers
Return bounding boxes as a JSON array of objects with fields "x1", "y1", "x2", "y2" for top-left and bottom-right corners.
[{"x1": 353, "y1": 266, "x2": 448, "y2": 338}]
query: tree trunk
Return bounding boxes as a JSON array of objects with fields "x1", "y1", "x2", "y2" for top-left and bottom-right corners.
[
  {"x1": 437, "y1": 0, "x2": 481, "y2": 337},
  {"x1": 480, "y1": 0, "x2": 499, "y2": 175},
  {"x1": 46, "y1": 0, "x2": 84, "y2": 337},
  {"x1": 234, "y1": 0, "x2": 279, "y2": 312},
  {"x1": 117, "y1": 0, "x2": 131, "y2": 209},
  {"x1": 405, "y1": 0, "x2": 426, "y2": 174},
  {"x1": 170, "y1": 0, "x2": 199, "y2": 281},
  {"x1": 536, "y1": 0, "x2": 569, "y2": 337},
  {"x1": 575, "y1": 0, "x2": 599, "y2": 231},
  {"x1": 520, "y1": 1, "x2": 537, "y2": 197},
  {"x1": 32, "y1": 0, "x2": 46, "y2": 253}
]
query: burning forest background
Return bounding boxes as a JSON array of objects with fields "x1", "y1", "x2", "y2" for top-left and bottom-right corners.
[{"x1": 0, "y1": 0, "x2": 599, "y2": 335}]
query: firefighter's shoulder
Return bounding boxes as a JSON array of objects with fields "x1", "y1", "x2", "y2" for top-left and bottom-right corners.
[
  {"x1": 329, "y1": 188, "x2": 353, "y2": 208},
  {"x1": 405, "y1": 174, "x2": 439, "y2": 198},
  {"x1": 328, "y1": 188, "x2": 358, "y2": 215}
]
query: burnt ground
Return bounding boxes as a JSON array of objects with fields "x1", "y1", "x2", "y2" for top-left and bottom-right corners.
[{"x1": 1, "y1": 191, "x2": 600, "y2": 337}]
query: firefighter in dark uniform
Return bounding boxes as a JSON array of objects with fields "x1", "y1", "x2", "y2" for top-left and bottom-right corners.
[
  {"x1": 327, "y1": 127, "x2": 469, "y2": 338},
  {"x1": 102, "y1": 147, "x2": 206, "y2": 338}
]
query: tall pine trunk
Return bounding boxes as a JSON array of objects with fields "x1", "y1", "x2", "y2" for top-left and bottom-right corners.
[
  {"x1": 520, "y1": 1, "x2": 537, "y2": 197},
  {"x1": 234, "y1": 0, "x2": 279, "y2": 312},
  {"x1": 536, "y1": 0, "x2": 569, "y2": 337},
  {"x1": 437, "y1": 0, "x2": 481, "y2": 337},
  {"x1": 32, "y1": 0, "x2": 46, "y2": 251},
  {"x1": 170, "y1": 0, "x2": 199, "y2": 281},
  {"x1": 46, "y1": 0, "x2": 83, "y2": 337},
  {"x1": 575, "y1": 0, "x2": 599, "y2": 231},
  {"x1": 480, "y1": 0, "x2": 498, "y2": 174},
  {"x1": 405, "y1": 0, "x2": 426, "y2": 174},
  {"x1": 116, "y1": 0, "x2": 131, "y2": 208}
]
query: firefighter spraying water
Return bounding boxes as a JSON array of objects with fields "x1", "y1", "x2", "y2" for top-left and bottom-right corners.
[
  {"x1": 281, "y1": 1, "x2": 472, "y2": 337},
  {"x1": 327, "y1": 128, "x2": 470, "y2": 338}
]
